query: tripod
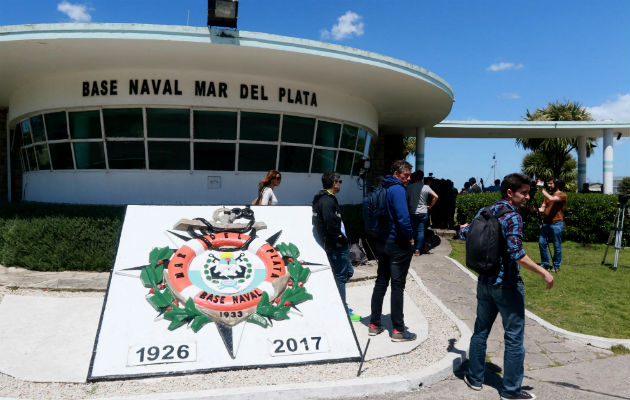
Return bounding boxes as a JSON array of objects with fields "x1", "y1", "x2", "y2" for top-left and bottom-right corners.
[{"x1": 602, "y1": 201, "x2": 628, "y2": 271}]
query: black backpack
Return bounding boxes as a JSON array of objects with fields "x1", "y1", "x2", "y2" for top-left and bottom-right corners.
[
  {"x1": 363, "y1": 188, "x2": 388, "y2": 236},
  {"x1": 465, "y1": 206, "x2": 511, "y2": 275}
]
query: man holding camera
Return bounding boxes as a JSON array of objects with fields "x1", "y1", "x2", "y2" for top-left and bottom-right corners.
[{"x1": 538, "y1": 178, "x2": 567, "y2": 272}]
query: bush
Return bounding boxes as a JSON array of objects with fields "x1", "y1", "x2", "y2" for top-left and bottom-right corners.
[
  {"x1": 456, "y1": 192, "x2": 629, "y2": 244},
  {"x1": 0, "y1": 202, "x2": 124, "y2": 272}
]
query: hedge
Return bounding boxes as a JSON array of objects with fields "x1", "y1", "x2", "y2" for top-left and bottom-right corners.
[
  {"x1": 456, "y1": 192, "x2": 629, "y2": 244},
  {"x1": 0, "y1": 202, "x2": 124, "y2": 272}
]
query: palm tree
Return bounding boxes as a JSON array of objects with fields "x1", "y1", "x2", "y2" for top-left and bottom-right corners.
[
  {"x1": 521, "y1": 151, "x2": 577, "y2": 191},
  {"x1": 517, "y1": 100, "x2": 597, "y2": 181}
]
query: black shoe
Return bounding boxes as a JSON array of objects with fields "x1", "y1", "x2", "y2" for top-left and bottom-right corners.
[
  {"x1": 391, "y1": 329, "x2": 416, "y2": 342},
  {"x1": 463, "y1": 374, "x2": 482, "y2": 391},
  {"x1": 500, "y1": 390, "x2": 536, "y2": 400}
]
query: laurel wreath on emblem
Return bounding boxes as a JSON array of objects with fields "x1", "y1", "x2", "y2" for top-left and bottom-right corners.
[{"x1": 139, "y1": 208, "x2": 313, "y2": 333}]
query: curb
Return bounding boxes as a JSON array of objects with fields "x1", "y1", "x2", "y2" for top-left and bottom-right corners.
[
  {"x1": 445, "y1": 256, "x2": 630, "y2": 350},
  {"x1": 93, "y1": 262, "x2": 471, "y2": 400}
]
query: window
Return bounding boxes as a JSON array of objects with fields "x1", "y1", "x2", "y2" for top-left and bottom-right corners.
[
  {"x1": 194, "y1": 110, "x2": 237, "y2": 140},
  {"x1": 20, "y1": 120, "x2": 32, "y2": 145},
  {"x1": 73, "y1": 142, "x2": 105, "y2": 169},
  {"x1": 194, "y1": 142, "x2": 236, "y2": 170},
  {"x1": 49, "y1": 143, "x2": 74, "y2": 169},
  {"x1": 103, "y1": 109, "x2": 143, "y2": 138},
  {"x1": 336, "y1": 151, "x2": 354, "y2": 175},
  {"x1": 357, "y1": 129, "x2": 367, "y2": 153},
  {"x1": 148, "y1": 141, "x2": 190, "y2": 169},
  {"x1": 34, "y1": 145, "x2": 51, "y2": 170},
  {"x1": 340, "y1": 125, "x2": 358, "y2": 150},
  {"x1": 107, "y1": 141, "x2": 146, "y2": 169},
  {"x1": 281, "y1": 115, "x2": 315, "y2": 144},
  {"x1": 69, "y1": 110, "x2": 102, "y2": 139},
  {"x1": 146, "y1": 108, "x2": 190, "y2": 138},
  {"x1": 240, "y1": 112, "x2": 279, "y2": 141},
  {"x1": 311, "y1": 148, "x2": 336, "y2": 173},
  {"x1": 26, "y1": 147, "x2": 38, "y2": 171},
  {"x1": 278, "y1": 145, "x2": 311, "y2": 172},
  {"x1": 30, "y1": 115, "x2": 46, "y2": 142},
  {"x1": 45, "y1": 112, "x2": 69, "y2": 140},
  {"x1": 315, "y1": 120, "x2": 340, "y2": 147},
  {"x1": 238, "y1": 143, "x2": 277, "y2": 171}
]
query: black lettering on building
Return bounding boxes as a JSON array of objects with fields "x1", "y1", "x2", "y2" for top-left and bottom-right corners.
[
  {"x1": 163, "y1": 80, "x2": 172, "y2": 95},
  {"x1": 129, "y1": 79, "x2": 139, "y2": 95},
  {"x1": 219, "y1": 82, "x2": 228, "y2": 97},
  {"x1": 240, "y1": 84, "x2": 248, "y2": 99},
  {"x1": 174, "y1": 80, "x2": 182, "y2": 95},
  {"x1": 140, "y1": 80, "x2": 150, "y2": 95},
  {"x1": 311, "y1": 92, "x2": 318, "y2": 107}
]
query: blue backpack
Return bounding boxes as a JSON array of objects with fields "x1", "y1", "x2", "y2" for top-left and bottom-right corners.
[{"x1": 362, "y1": 187, "x2": 388, "y2": 236}]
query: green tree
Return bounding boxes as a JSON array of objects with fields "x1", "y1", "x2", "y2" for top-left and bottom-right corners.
[
  {"x1": 521, "y1": 151, "x2": 578, "y2": 192},
  {"x1": 618, "y1": 177, "x2": 630, "y2": 195},
  {"x1": 517, "y1": 101, "x2": 597, "y2": 184}
]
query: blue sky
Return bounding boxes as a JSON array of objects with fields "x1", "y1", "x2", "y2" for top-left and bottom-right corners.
[{"x1": 2, "y1": 0, "x2": 629, "y2": 188}]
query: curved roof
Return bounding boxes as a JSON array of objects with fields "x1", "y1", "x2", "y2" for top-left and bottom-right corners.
[
  {"x1": 429, "y1": 120, "x2": 630, "y2": 138},
  {"x1": 0, "y1": 23, "x2": 454, "y2": 131}
]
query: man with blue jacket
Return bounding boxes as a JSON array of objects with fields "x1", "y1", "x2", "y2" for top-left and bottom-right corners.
[{"x1": 368, "y1": 160, "x2": 417, "y2": 341}]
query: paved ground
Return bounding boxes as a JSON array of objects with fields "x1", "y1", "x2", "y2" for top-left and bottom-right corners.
[
  {"x1": 1, "y1": 235, "x2": 629, "y2": 399},
  {"x1": 333, "y1": 238, "x2": 630, "y2": 400}
]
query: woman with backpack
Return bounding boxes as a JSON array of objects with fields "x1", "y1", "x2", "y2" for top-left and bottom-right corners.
[{"x1": 253, "y1": 170, "x2": 281, "y2": 205}]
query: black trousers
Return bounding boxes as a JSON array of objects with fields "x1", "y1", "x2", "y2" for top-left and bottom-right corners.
[{"x1": 369, "y1": 237, "x2": 413, "y2": 331}]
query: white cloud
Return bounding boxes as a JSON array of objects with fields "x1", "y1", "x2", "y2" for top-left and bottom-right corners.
[
  {"x1": 486, "y1": 62, "x2": 524, "y2": 72},
  {"x1": 57, "y1": 1, "x2": 91, "y2": 22},
  {"x1": 499, "y1": 92, "x2": 520, "y2": 99},
  {"x1": 321, "y1": 11, "x2": 364, "y2": 40},
  {"x1": 587, "y1": 93, "x2": 630, "y2": 121}
]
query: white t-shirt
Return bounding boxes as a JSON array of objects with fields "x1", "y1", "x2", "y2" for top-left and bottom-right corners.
[
  {"x1": 406, "y1": 182, "x2": 436, "y2": 214},
  {"x1": 260, "y1": 187, "x2": 278, "y2": 205}
]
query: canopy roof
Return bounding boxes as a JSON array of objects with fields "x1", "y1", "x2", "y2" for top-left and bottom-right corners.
[{"x1": 0, "y1": 23, "x2": 454, "y2": 132}]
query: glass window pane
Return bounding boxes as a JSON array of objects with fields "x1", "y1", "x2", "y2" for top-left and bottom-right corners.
[
  {"x1": 315, "y1": 120, "x2": 340, "y2": 147},
  {"x1": 240, "y1": 112, "x2": 279, "y2": 141},
  {"x1": 49, "y1": 142, "x2": 74, "y2": 169},
  {"x1": 279, "y1": 145, "x2": 311, "y2": 173},
  {"x1": 27, "y1": 147, "x2": 38, "y2": 171},
  {"x1": 357, "y1": 129, "x2": 367, "y2": 153},
  {"x1": 238, "y1": 143, "x2": 277, "y2": 171},
  {"x1": 35, "y1": 145, "x2": 50, "y2": 169},
  {"x1": 69, "y1": 110, "x2": 102, "y2": 139},
  {"x1": 73, "y1": 142, "x2": 105, "y2": 169},
  {"x1": 340, "y1": 125, "x2": 358, "y2": 150},
  {"x1": 30, "y1": 115, "x2": 46, "y2": 142},
  {"x1": 311, "y1": 148, "x2": 336, "y2": 173},
  {"x1": 20, "y1": 120, "x2": 32, "y2": 145},
  {"x1": 147, "y1": 108, "x2": 190, "y2": 138},
  {"x1": 103, "y1": 109, "x2": 144, "y2": 138},
  {"x1": 45, "y1": 112, "x2": 69, "y2": 140},
  {"x1": 107, "y1": 141, "x2": 146, "y2": 169},
  {"x1": 148, "y1": 141, "x2": 190, "y2": 170},
  {"x1": 194, "y1": 142, "x2": 236, "y2": 170},
  {"x1": 194, "y1": 110, "x2": 237, "y2": 140},
  {"x1": 281, "y1": 115, "x2": 315, "y2": 144},
  {"x1": 336, "y1": 151, "x2": 354, "y2": 175},
  {"x1": 21, "y1": 148, "x2": 29, "y2": 171}
]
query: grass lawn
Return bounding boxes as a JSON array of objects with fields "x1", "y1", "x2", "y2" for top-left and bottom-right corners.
[{"x1": 449, "y1": 240, "x2": 630, "y2": 339}]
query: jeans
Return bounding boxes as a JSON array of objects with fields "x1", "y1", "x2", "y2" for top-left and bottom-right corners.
[
  {"x1": 370, "y1": 238, "x2": 413, "y2": 331},
  {"x1": 410, "y1": 213, "x2": 428, "y2": 252},
  {"x1": 468, "y1": 281, "x2": 526, "y2": 397},
  {"x1": 539, "y1": 221, "x2": 563, "y2": 268},
  {"x1": 326, "y1": 245, "x2": 354, "y2": 310}
]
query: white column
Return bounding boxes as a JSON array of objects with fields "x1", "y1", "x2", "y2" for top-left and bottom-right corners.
[
  {"x1": 5, "y1": 117, "x2": 10, "y2": 202},
  {"x1": 415, "y1": 127, "x2": 425, "y2": 172},
  {"x1": 577, "y1": 136, "x2": 587, "y2": 192},
  {"x1": 603, "y1": 129, "x2": 614, "y2": 194}
]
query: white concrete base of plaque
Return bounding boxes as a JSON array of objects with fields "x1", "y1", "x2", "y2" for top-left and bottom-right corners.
[{"x1": 88, "y1": 206, "x2": 362, "y2": 380}]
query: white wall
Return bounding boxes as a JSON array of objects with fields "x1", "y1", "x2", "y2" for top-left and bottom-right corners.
[{"x1": 22, "y1": 170, "x2": 365, "y2": 205}]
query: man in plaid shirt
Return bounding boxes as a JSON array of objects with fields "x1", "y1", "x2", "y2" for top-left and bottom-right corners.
[{"x1": 459, "y1": 173, "x2": 554, "y2": 400}]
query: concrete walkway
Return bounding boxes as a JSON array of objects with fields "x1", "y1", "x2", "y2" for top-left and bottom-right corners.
[
  {"x1": 1, "y1": 236, "x2": 629, "y2": 400},
  {"x1": 392, "y1": 238, "x2": 630, "y2": 400}
]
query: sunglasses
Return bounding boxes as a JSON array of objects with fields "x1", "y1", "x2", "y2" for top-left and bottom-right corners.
[
  {"x1": 335, "y1": 179, "x2": 343, "y2": 183},
  {"x1": 275, "y1": 176, "x2": 282, "y2": 180}
]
